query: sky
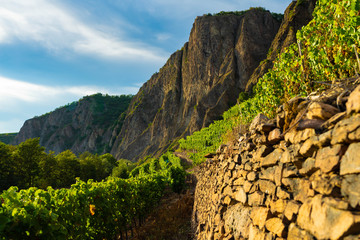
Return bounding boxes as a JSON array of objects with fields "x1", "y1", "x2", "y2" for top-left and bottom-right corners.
[{"x1": 0, "y1": 0, "x2": 292, "y2": 133}]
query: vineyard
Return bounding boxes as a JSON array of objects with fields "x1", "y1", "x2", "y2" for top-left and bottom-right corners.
[
  {"x1": 0, "y1": 152, "x2": 186, "y2": 239},
  {"x1": 179, "y1": 0, "x2": 360, "y2": 164}
]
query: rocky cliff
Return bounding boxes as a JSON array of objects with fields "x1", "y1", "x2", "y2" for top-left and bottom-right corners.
[
  {"x1": 13, "y1": 94, "x2": 132, "y2": 155},
  {"x1": 110, "y1": 8, "x2": 281, "y2": 161},
  {"x1": 245, "y1": 0, "x2": 317, "y2": 92},
  {"x1": 193, "y1": 82, "x2": 360, "y2": 239}
]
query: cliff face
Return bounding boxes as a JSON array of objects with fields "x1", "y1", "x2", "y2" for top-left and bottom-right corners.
[
  {"x1": 110, "y1": 9, "x2": 281, "y2": 161},
  {"x1": 193, "y1": 83, "x2": 360, "y2": 239},
  {"x1": 13, "y1": 94, "x2": 132, "y2": 155},
  {"x1": 245, "y1": 0, "x2": 317, "y2": 92}
]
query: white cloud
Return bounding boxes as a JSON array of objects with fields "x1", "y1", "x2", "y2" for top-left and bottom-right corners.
[
  {"x1": 0, "y1": 75, "x2": 137, "y2": 111},
  {"x1": 0, "y1": 0, "x2": 167, "y2": 62}
]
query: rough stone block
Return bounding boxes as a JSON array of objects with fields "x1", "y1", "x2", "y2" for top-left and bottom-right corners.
[
  {"x1": 261, "y1": 148, "x2": 283, "y2": 167},
  {"x1": 233, "y1": 187, "x2": 247, "y2": 204},
  {"x1": 265, "y1": 217, "x2": 285, "y2": 237},
  {"x1": 224, "y1": 205, "x2": 251, "y2": 239},
  {"x1": 340, "y1": 142, "x2": 360, "y2": 175},
  {"x1": 258, "y1": 180, "x2": 276, "y2": 195},
  {"x1": 306, "y1": 102, "x2": 340, "y2": 120},
  {"x1": 248, "y1": 191, "x2": 265, "y2": 206},
  {"x1": 315, "y1": 144, "x2": 343, "y2": 173},
  {"x1": 287, "y1": 223, "x2": 314, "y2": 240},
  {"x1": 299, "y1": 136, "x2": 320, "y2": 157},
  {"x1": 297, "y1": 194, "x2": 359, "y2": 239},
  {"x1": 270, "y1": 199, "x2": 288, "y2": 215},
  {"x1": 346, "y1": 85, "x2": 360, "y2": 114},
  {"x1": 250, "y1": 207, "x2": 270, "y2": 229},
  {"x1": 342, "y1": 174, "x2": 360, "y2": 208},
  {"x1": 259, "y1": 166, "x2": 276, "y2": 182},
  {"x1": 247, "y1": 171, "x2": 257, "y2": 181},
  {"x1": 268, "y1": 128, "x2": 282, "y2": 144},
  {"x1": 284, "y1": 200, "x2": 301, "y2": 221},
  {"x1": 331, "y1": 114, "x2": 360, "y2": 145},
  {"x1": 299, "y1": 158, "x2": 317, "y2": 176},
  {"x1": 276, "y1": 186, "x2": 291, "y2": 200}
]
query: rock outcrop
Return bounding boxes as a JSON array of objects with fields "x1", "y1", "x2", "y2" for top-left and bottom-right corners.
[
  {"x1": 245, "y1": 0, "x2": 317, "y2": 92},
  {"x1": 110, "y1": 9, "x2": 281, "y2": 161},
  {"x1": 13, "y1": 94, "x2": 132, "y2": 155},
  {"x1": 193, "y1": 82, "x2": 360, "y2": 239}
]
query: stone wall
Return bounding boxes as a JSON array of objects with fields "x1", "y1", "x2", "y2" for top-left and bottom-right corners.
[{"x1": 193, "y1": 82, "x2": 360, "y2": 239}]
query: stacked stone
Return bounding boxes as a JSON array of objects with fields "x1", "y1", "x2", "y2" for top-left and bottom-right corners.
[{"x1": 193, "y1": 84, "x2": 360, "y2": 240}]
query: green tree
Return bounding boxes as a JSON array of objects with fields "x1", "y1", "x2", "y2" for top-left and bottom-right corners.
[
  {"x1": 13, "y1": 138, "x2": 45, "y2": 189},
  {"x1": 37, "y1": 151, "x2": 58, "y2": 188},
  {"x1": 0, "y1": 142, "x2": 16, "y2": 190},
  {"x1": 55, "y1": 150, "x2": 80, "y2": 188}
]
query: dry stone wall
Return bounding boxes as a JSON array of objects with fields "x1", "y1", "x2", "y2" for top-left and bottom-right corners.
[{"x1": 193, "y1": 82, "x2": 360, "y2": 240}]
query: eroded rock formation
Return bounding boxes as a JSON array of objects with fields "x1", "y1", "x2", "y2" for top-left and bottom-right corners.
[{"x1": 110, "y1": 9, "x2": 281, "y2": 161}]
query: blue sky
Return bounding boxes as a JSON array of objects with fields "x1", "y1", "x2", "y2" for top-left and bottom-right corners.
[{"x1": 0, "y1": 0, "x2": 292, "y2": 133}]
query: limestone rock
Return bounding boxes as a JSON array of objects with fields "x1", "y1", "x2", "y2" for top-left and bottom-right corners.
[
  {"x1": 268, "y1": 128, "x2": 282, "y2": 144},
  {"x1": 299, "y1": 158, "x2": 317, "y2": 176},
  {"x1": 299, "y1": 136, "x2": 320, "y2": 157},
  {"x1": 258, "y1": 180, "x2": 276, "y2": 195},
  {"x1": 259, "y1": 166, "x2": 276, "y2": 182},
  {"x1": 248, "y1": 191, "x2": 265, "y2": 206},
  {"x1": 265, "y1": 217, "x2": 285, "y2": 237},
  {"x1": 297, "y1": 194, "x2": 359, "y2": 239},
  {"x1": 284, "y1": 200, "x2": 301, "y2": 221},
  {"x1": 297, "y1": 119, "x2": 325, "y2": 130},
  {"x1": 340, "y1": 142, "x2": 360, "y2": 175},
  {"x1": 224, "y1": 205, "x2": 251, "y2": 239},
  {"x1": 276, "y1": 187, "x2": 291, "y2": 200},
  {"x1": 250, "y1": 207, "x2": 270, "y2": 229},
  {"x1": 331, "y1": 114, "x2": 360, "y2": 145},
  {"x1": 233, "y1": 187, "x2": 247, "y2": 204},
  {"x1": 261, "y1": 149, "x2": 283, "y2": 167},
  {"x1": 287, "y1": 223, "x2": 314, "y2": 240},
  {"x1": 315, "y1": 144, "x2": 343, "y2": 173},
  {"x1": 270, "y1": 199, "x2": 288, "y2": 214},
  {"x1": 247, "y1": 172, "x2": 257, "y2": 181},
  {"x1": 346, "y1": 85, "x2": 360, "y2": 114},
  {"x1": 310, "y1": 171, "x2": 341, "y2": 195},
  {"x1": 306, "y1": 102, "x2": 340, "y2": 120},
  {"x1": 342, "y1": 174, "x2": 360, "y2": 208},
  {"x1": 250, "y1": 114, "x2": 270, "y2": 133}
]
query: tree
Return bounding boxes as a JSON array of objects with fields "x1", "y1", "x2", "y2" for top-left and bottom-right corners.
[
  {"x1": 55, "y1": 150, "x2": 80, "y2": 188},
  {"x1": 13, "y1": 138, "x2": 45, "y2": 189},
  {"x1": 0, "y1": 142, "x2": 16, "y2": 190}
]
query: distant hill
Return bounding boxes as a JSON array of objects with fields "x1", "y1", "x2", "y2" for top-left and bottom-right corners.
[
  {"x1": 13, "y1": 94, "x2": 132, "y2": 155},
  {"x1": 0, "y1": 133, "x2": 17, "y2": 144}
]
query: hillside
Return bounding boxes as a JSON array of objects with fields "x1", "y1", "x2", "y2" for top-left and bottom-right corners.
[
  {"x1": 13, "y1": 94, "x2": 132, "y2": 155},
  {"x1": 0, "y1": 133, "x2": 17, "y2": 144},
  {"x1": 110, "y1": 8, "x2": 282, "y2": 161},
  {"x1": 13, "y1": 3, "x2": 315, "y2": 162}
]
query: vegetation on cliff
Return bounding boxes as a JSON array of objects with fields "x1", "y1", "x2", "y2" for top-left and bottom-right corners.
[
  {"x1": 0, "y1": 133, "x2": 17, "y2": 145},
  {"x1": 179, "y1": 0, "x2": 360, "y2": 164},
  {"x1": 13, "y1": 93, "x2": 133, "y2": 155}
]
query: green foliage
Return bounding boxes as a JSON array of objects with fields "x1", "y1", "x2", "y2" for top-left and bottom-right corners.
[
  {"x1": 178, "y1": 118, "x2": 235, "y2": 165},
  {"x1": 208, "y1": 7, "x2": 283, "y2": 22},
  {"x1": 0, "y1": 176, "x2": 167, "y2": 239},
  {"x1": 0, "y1": 151, "x2": 187, "y2": 239},
  {"x1": 0, "y1": 139, "x2": 120, "y2": 191}
]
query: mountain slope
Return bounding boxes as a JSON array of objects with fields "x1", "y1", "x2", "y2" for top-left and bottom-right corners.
[
  {"x1": 13, "y1": 94, "x2": 132, "y2": 154},
  {"x1": 110, "y1": 8, "x2": 281, "y2": 161},
  {"x1": 245, "y1": 0, "x2": 317, "y2": 92}
]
